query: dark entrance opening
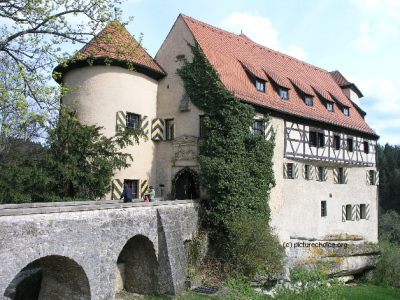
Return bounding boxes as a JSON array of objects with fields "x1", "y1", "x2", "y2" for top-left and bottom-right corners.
[{"x1": 175, "y1": 170, "x2": 198, "y2": 200}]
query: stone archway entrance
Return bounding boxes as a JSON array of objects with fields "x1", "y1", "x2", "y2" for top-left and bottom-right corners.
[{"x1": 175, "y1": 169, "x2": 198, "y2": 200}]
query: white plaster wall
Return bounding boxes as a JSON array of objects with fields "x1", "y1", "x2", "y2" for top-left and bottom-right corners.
[
  {"x1": 62, "y1": 66, "x2": 159, "y2": 199},
  {"x1": 343, "y1": 88, "x2": 360, "y2": 105},
  {"x1": 270, "y1": 115, "x2": 378, "y2": 244},
  {"x1": 155, "y1": 16, "x2": 203, "y2": 197}
]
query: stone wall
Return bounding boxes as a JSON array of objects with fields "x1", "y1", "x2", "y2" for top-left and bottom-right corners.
[{"x1": 0, "y1": 200, "x2": 200, "y2": 299}]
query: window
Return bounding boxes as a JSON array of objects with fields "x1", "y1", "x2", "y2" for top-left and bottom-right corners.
[
  {"x1": 256, "y1": 79, "x2": 265, "y2": 93},
  {"x1": 124, "y1": 179, "x2": 139, "y2": 199},
  {"x1": 317, "y1": 167, "x2": 323, "y2": 181},
  {"x1": 343, "y1": 107, "x2": 350, "y2": 116},
  {"x1": 369, "y1": 170, "x2": 375, "y2": 185},
  {"x1": 309, "y1": 131, "x2": 324, "y2": 147},
  {"x1": 165, "y1": 119, "x2": 174, "y2": 140},
  {"x1": 286, "y1": 163, "x2": 294, "y2": 179},
  {"x1": 346, "y1": 204, "x2": 352, "y2": 221},
  {"x1": 305, "y1": 95, "x2": 313, "y2": 106},
  {"x1": 347, "y1": 138, "x2": 353, "y2": 152},
  {"x1": 338, "y1": 167, "x2": 345, "y2": 184},
  {"x1": 252, "y1": 120, "x2": 264, "y2": 135},
  {"x1": 304, "y1": 165, "x2": 311, "y2": 180},
  {"x1": 317, "y1": 132, "x2": 325, "y2": 147},
  {"x1": 199, "y1": 115, "x2": 207, "y2": 138},
  {"x1": 321, "y1": 201, "x2": 327, "y2": 217},
  {"x1": 360, "y1": 204, "x2": 366, "y2": 219},
  {"x1": 309, "y1": 131, "x2": 317, "y2": 147},
  {"x1": 334, "y1": 135, "x2": 341, "y2": 150},
  {"x1": 326, "y1": 101, "x2": 334, "y2": 112},
  {"x1": 279, "y1": 88, "x2": 289, "y2": 100},
  {"x1": 126, "y1": 113, "x2": 140, "y2": 129},
  {"x1": 364, "y1": 141, "x2": 369, "y2": 154}
]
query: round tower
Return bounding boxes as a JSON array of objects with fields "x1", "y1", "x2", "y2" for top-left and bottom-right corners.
[{"x1": 54, "y1": 21, "x2": 166, "y2": 200}]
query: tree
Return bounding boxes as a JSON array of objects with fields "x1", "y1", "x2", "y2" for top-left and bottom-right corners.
[
  {"x1": 0, "y1": 0, "x2": 128, "y2": 141},
  {"x1": 0, "y1": 110, "x2": 146, "y2": 203},
  {"x1": 377, "y1": 143, "x2": 400, "y2": 213}
]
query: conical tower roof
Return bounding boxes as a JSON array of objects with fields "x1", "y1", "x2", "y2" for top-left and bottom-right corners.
[{"x1": 54, "y1": 20, "x2": 166, "y2": 82}]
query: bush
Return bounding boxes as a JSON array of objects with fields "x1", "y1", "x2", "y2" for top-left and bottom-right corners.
[
  {"x1": 229, "y1": 212, "x2": 284, "y2": 277},
  {"x1": 379, "y1": 210, "x2": 400, "y2": 244},
  {"x1": 372, "y1": 241, "x2": 400, "y2": 287}
]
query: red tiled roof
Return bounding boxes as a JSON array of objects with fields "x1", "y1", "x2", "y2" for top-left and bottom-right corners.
[
  {"x1": 74, "y1": 20, "x2": 165, "y2": 74},
  {"x1": 180, "y1": 15, "x2": 376, "y2": 136}
]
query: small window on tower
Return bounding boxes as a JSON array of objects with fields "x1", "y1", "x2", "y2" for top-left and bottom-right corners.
[{"x1": 126, "y1": 113, "x2": 140, "y2": 129}]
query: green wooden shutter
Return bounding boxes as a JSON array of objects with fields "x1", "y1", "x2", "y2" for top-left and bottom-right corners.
[
  {"x1": 293, "y1": 164, "x2": 299, "y2": 179},
  {"x1": 316, "y1": 167, "x2": 320, "y2": 181},
  {"x1": 356, "y1": 204, "x2": 360, "y2": 221},
  {"x1": 351, "y1": 204, "x2": 356, "y2": 221},
  {"x1": 366, "y1": 204, "x2": 370, "y2": 220},
  {"x1": 344, "y1": 168, "x2": 349, "y2": 184},
  {"x1": 116, "y1": 111, "x2": 126, "y2": 132},
  {"x1": 333, "y1": 168, "x2": 339, "y2": 184},
  {"x1": 112, "y1": 179, "x2": 123, "y2": 200},
  {"x1": 375, "y1": 171, "x2": 380, "y2": 186},
  {"x1": 151, "y1": 118, "x2": 165, "y2": 140},
  {"x1": 342, "y1": 205, "x2": 346, "y2": 222},
  {"x1": 283, "y1": 163, "x2": 288, "y2": 179},
  {"x1": 366, "y1": 171, "x2": 371, "y2": 185},
  {"x1": 309, "y1": 166, "x2": 314, "y2": 180},
  {"x1": 323, "y1": 167, "x2": 328, "y2": 181},
  {"x1": 302, "y1": 164, "x2": 306, "y2": 179}
]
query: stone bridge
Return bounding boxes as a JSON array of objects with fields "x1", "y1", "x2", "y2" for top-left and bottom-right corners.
[{"x1": 0, "y1": 200, "x2": 200, "y2": 299}]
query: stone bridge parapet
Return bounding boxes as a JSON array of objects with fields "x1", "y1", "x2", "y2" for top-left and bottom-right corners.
[{"x1": 0, "y1": 200, "x2": 200, "y2": 299}]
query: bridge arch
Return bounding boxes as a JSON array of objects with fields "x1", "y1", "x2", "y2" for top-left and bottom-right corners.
[
  {"x1": 117, "y1": 234, "x2": 158, "y2": 295},
  {"x1": 5, "y1": 255, "x2": 91, "y2": 300}
]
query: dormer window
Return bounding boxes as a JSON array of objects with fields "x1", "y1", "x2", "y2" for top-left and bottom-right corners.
[
  {"x1": 305, "y1": 95, "x2": 313, "y2": 107},
  {"x1": 343, "y1": 106, "x2": 350, "y2": 116},
  {"x1": 326, "y1": 101, "x2": 334, "y2": 112},
  {"x1": 256, "y1": 79, "x2": 266, "y2": 93},
  {"x1": 279, "y1": 88, "x2": 289, "y2": 100}
]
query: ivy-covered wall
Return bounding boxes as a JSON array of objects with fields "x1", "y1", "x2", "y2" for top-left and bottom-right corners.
[{"x1": 178, "y1": 43, "x2": 282, "y2": 273}]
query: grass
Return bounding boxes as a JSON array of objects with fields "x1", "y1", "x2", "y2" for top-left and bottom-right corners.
[
  {"x1": 334, "y1": 284, "x2": 400, "y2": 300},
  {"x1": 116, "y1": 283, "x2": 400, "y2": 300}
]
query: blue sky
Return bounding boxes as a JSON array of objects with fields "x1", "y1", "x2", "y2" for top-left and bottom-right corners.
[{"x1": 120, "y1": 0, "x2": 399, "y2": 145}]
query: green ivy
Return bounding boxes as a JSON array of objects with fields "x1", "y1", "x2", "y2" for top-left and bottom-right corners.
[{"x1": 178, "y1": 43, "x2": 280, "y2": 272}]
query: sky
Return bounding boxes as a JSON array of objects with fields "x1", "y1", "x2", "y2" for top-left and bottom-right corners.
[{"x1": 118, "y1": 0, "x2": 399, "y2": 145}]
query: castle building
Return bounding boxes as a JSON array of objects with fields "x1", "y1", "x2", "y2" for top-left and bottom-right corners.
[{"x1": 55, "y1": 15, "x2": 379, "y2": 270}]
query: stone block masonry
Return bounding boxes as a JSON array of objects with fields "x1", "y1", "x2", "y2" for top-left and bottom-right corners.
[{"x1": 0, "y1": 200, "x2": 200, "y2": 300}]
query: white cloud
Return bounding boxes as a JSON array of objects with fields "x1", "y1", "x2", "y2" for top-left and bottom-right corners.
[
  {"x1": 220, "y1": 12, "x2": 308, "y2": 61},
  {"x1": 352, "y1": 0, "x2": 400, "y2": 54}
]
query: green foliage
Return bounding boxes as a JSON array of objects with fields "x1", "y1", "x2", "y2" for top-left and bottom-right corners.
[
  {"x1": 377, "y1": 143, "x2": 400, "y2": 214},
  {"x1": 178, "y1": 43, "x2": 279, "y2": 275},
  {"x1": 229, "y1": 212, "x2": 284, "y2": 277},
  {"x1": 379, "y1": 210, "x2": 400, "y2": 244},
  {"x1": 372, "y1": 241, "x2": 400, "y2": 287},
  {"x1": 0, "y1": 0, "x2": 129, "y2": 140},
  {"x1": 275, "y1": 267, "x2": 340, "y2": 300},
  {"x1": 0, "y1": 110, "x2": 146, "y2": 203}
]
